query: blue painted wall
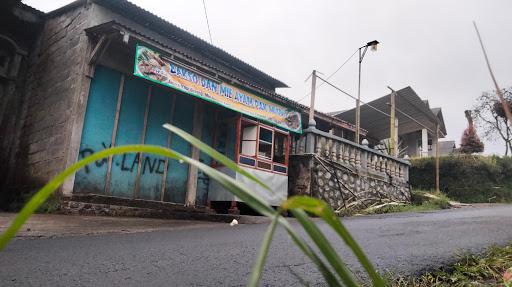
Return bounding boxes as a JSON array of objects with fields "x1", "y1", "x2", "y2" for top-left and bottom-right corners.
[
  {"x1": 196, "y1": 105, "x2": 214, "y2": 206},
  {"x1": 74, "y1": 66, "x2": 120, "y2": 194},
  {"x1": 164, "y1": 92, "x2": 195, "y2": 204},
  {"x1": 75, "y1": 65, "x2": 240, "y2": 205},
  {"x1": 138, "y1": 87, "x2": 174, "y2": 201},
  {"x1": 108, "y1": 76, "x2": 149, "y2": 198}
]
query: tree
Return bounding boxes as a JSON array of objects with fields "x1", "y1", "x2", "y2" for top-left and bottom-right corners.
[
  {"x1": 460, "y1": 110, "x2": 484, "y2": 154},
  {"x1": 473, "y1": 88, "x2": 512, "y2": 155}
]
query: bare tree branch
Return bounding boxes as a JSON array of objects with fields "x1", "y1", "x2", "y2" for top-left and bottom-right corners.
[{"x1": 473, "y1": 87, "x2": 512, "y2": 155}]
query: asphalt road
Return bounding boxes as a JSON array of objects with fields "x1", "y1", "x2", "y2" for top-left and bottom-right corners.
[{"x1": 1, "y1": 205, "x2": 512, "y2": 286}]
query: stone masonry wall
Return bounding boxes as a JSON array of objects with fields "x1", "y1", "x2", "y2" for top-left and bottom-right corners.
[
  {"x1": 289, "y1": 154, "x2": 411, "y2": 212},
  {"x1": 12, "y1": 4, "x2": 92, "y2": 200}
]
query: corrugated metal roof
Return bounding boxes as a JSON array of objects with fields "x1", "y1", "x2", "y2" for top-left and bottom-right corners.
[
  {"x1": 19, "y1": 2, "x2": 45, "y2": 16},
  {"x1": 85, "y1": 21, "x2": 363, "y2": 133},
  {"x1": 335, "y1": 86, "x2": 446, "y2": 140},
  {"x1": 431, "y1": 107, "x2": 447, "y2": 135},
  {"x1": 47, "y1": 0, "x2": 287, "y2": 89},
  {"x1": 326, "y1": 110, "x2": 347, "y2": 116}
]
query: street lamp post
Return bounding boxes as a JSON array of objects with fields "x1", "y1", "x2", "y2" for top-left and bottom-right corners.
[{"x1": 355, "y1": 40, "x2": 379, "y2": 144}]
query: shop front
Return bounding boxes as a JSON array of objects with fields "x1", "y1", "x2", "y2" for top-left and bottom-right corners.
[{"x1": 74, "y1": 43, "x2": 302, "y2": 210}]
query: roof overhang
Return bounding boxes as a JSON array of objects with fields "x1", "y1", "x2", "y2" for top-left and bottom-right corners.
[
  {"x1": 335, "y1": 86, "x2": 446, "y2": 140},
  {"x1": 52, "y1": 0, "x2": 288, "y2": 89},
  {"x1": 431, "y1": 107, "x2": 447, "y2": 136},
  {"x1": 85, "y1": 21, "x2": 361, "y2": 134}
]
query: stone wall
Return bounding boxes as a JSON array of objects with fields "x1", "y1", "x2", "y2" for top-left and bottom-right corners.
[
  {"x1": 6, "y1": 4, "x2": 93, "y2": 207},
  {"x1": 289, "y1": 154, "x2": 411, "y2": 212}
]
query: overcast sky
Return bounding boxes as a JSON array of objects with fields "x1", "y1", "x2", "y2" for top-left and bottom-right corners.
[{"x1": 24, "y1": 0, "x2": 512, "y2": 155}]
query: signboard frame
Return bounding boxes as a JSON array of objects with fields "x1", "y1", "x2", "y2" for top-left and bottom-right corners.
[{"x1": 133, "y1": 44, "x2": 302, "y2": 133}]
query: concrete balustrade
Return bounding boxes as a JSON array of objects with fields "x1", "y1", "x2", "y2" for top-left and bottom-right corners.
[{"x1": 291, "y1": 128, "x2": 409, "y2": 182}]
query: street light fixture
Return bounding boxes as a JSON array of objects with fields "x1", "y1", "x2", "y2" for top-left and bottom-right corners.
[{"x1": 355, "y1": 40, "x2": 379, "y2": 144}]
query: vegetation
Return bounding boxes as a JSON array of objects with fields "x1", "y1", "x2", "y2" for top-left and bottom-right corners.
[
  {"x1": 410, "y1": 155, "x2": 512, "y2": 203},
  {"x1": 0, "y1": 124, "x2": 386, "y2": 287},
  {"x1": 460, "y1": 110, "x2": 484, "y2": 154},
  {"x1": 34, "y1": 195, "x2": 61, "y2": 214},
  {"x1": 358, "y1": 190, "x2": 451, "y2": 215},
  {"x1": 390, "y1": 243, "x2": 512, "y2": 286},
  {"x1": 460, "y1": 111, "x2": 484, "y2": 154},
  {"x1": 2, "y1": 124, "x2": 507, "y2": 286}
]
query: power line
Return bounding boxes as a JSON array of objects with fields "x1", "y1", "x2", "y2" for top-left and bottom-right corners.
[
  {"x1": 297, "y1": 49, "x2": 358, "y2": 103},
  {"x1": 315, "y1": 75, "x2": 438, "y2": 135},
  {"x1": 316, "y1": 75, "x2": 390, "y2": 118},
  {"x1": 202, "y1": 0, "x2": 213, "y2": 44}
]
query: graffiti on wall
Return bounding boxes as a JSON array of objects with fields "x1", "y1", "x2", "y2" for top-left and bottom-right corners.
[{"x1": 79, "y1": 142, "x2": 168, "y2": 175}]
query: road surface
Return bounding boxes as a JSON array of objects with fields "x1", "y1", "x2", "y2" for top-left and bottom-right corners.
[{"x1": 1, "y1": 205, "x2": 512, "y2": 286}]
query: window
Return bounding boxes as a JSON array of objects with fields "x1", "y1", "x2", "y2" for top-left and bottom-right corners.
[
  {"x1": 238, "y1": 118, "x2": 289, "y2": 174},
  {"x1": 258, "y1": 127, "x2": 273, "y2": 160},
  {"x1": 273, "y1": 132, "x2": 287, "y2": 164},
  {"x1": 240, "y1": 121, "x2": 257, "y2": 157}
]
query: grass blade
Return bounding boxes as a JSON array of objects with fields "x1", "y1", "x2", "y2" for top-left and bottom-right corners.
[
  {"x1": 163, "y1": 123, "x2": 271, "y2": 191},
  {"x1": 248, "y1": 213, "x2": 279, "y2": 287},
  {"x1": 1, "y1": 123, "x2": 383, "y2": 287},
  {"x1": 278, "y1": 217, "x2": 343, "y2": 287},
  {"x1": 283, "y1": 196, "x2": 385, "y2": 287},
  {"x1": 290, "y1": 209, "x2": 359, "y2": 287}
]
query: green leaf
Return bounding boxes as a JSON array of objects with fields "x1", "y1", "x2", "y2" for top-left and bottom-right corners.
[
  {"x1": 290, "y1": 209, "x2": 359, "y2": 287},
  {"x1": 1, "y1": 124, "x2": 383, "y2": 287},
  {"x1": 163, "y1": 123, "x2": 271, "y2": 192},
  {"x1": 278, "y1": 217, "x2": 343, "y2": 287},
  {"x1": 0, "y1": 145, "x2": 275, "y2": 250},
  {"x1": 248, "y1": 213, "x2": 279, "y2": 287},
  {"x1": 282, "y1": 196, "x2": 385, "y2": 287}
]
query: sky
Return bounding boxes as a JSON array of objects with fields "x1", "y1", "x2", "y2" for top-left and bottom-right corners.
[{"x1": 24, "y1": 0, "x2": 512, "y2": 155}]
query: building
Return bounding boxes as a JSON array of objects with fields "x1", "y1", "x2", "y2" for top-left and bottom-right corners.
[
  {"x1": 0, "y1": 1, "x2": 44, "y2": 208},
  {"x1": 333, "y1": 86, "x2": 448, "y2": 158},
  {"x1": 2, "y1": 0, "x2": 383, "y2": 213},
  {"x1": 429, "y1": 140, "x2": 456, "y2": 157}
]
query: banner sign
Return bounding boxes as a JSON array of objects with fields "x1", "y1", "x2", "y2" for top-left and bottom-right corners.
[{"x1": 134, "y1": 44, "x2": 302, "y2": 133}]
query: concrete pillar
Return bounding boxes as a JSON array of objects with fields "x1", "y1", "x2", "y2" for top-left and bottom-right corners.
[
  {"x1": 421, "y1": 128, "x2": 428, "y2": 158},
  {"x1": 305, "y1": 119, "x2": 316, "y2": 154}
]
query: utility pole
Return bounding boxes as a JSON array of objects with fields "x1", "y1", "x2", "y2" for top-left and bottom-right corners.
[
  {"x1": 435, "y1": 124, "x2": 440, "y2": 193},
  {"x1": 390, "y1": 89, "x2": 396, "y2": 156},
  {"x1": 387, "y1": 86, "x2": 399, "y2": 157},
  {"x1": 355, "y1": 40, "x2": 379, "y2": 144},
  {"x1": 394, "y1": 118, "x2": 399, "y2": 156},
  {"x1": 308, "y1": 70, "x2": 317, "y2": 127},
  {"x1": 305, "y1": 70, "x2": 317, "y2": 153},
  {"x1": 355, "y1": 48, "x2": 362, "y2": 144}
]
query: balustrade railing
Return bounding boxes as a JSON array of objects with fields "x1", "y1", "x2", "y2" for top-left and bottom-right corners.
[{"x1": 291, "y1": 128, "x2": 409, "y2": 181}]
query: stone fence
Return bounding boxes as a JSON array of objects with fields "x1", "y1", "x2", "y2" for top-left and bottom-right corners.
[{"x1": 289, "y1": 128, "x2": 411, "y2": 212}]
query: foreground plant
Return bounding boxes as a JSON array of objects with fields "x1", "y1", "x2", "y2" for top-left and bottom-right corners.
[
  {"x1": 0, "y1": 124, "x2": 385, "y2": 286},
  {"x1": 391, "y1": 244, "x2": 512, "y2": 287}
]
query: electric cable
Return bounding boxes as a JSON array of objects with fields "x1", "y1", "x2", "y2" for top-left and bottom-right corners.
[
  {"x1": 315, "y1": 75, "x2": 439, "y2": 135},
  {"x1": 297, "y1": 49, "x2": 358, "y2": 103},
  {"x1": 202, "y1": 0, "x2": 213, "y2": 44}
]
